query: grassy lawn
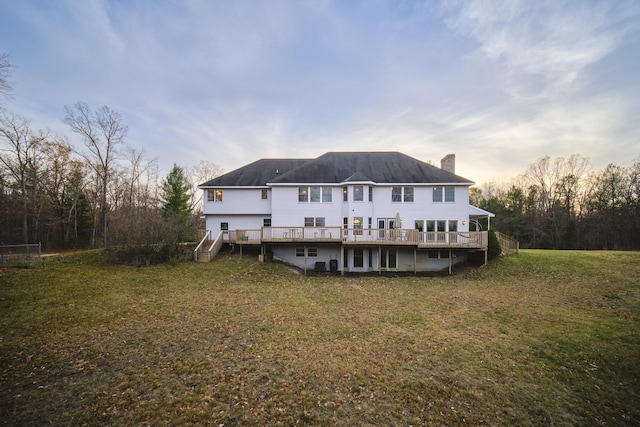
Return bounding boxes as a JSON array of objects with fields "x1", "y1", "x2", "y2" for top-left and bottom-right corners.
[{"x1": 1, "y1": 250, "x2": 639, "y2": 426}]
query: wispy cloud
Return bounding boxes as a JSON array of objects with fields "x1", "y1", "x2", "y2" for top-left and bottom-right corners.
[
  {"x1": 1, "y1": 0, "x2": 639, "y2": 184},
  {"x1": 443, "y1": 0, "x2": 640, "y2": 99}
]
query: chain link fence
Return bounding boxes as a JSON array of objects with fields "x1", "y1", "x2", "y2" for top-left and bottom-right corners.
[{"x1": 0, "y1": 243, "x2": 43, "y2": 268}]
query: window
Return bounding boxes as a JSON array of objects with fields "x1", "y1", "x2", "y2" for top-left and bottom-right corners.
[
  {"x1": 404, "y1": 187, "x2": 414, "y2": 202},
  {"x1": 261, "y1": 189, "x2": 268, "y2": 199},
  {"x1": 296, "y1": 248, "x2": 317, "y2": 257},
  {"x1": 415, "y1": 220, "x2": 424, "y2": 232},
  {"x1": 354, "y1": 217, "x2": 363, "y2": 235},
  {"x1": 322, "y1": 186, "x2": 332, "y2": 203},
  {"x1": 220, "y1": 222, "x2": 228, "y2": 231},
  {"x1": 445, "y1": 187, "x2": 455, "y2": 202},
  {"x1": 353, "y1": 185, "x2": 363, "y2": 201},
  {"x1": 433, "y1": 186, "x2": 455, "y2": 202},
  {"x1": 368, "y1": 186, "x2": 373, "y2": 202},
  {"x1": 392, "y1": 186, "x2": 414, "y2": 202},
  {"x1": 449, "y1": 220, "x2": 458, "y2": 232},
  {"x1": 433, "y1": 187, "x2": 442, "y2": 202},
  {"x1": 428, "y1": 250, "x2": 449, "y2": 259},
  {"x1": 353, "y1": 249, "x2": 364, "y2": 268},
  {"x1": 208, "y1": 189, "x2": 223, "y2": 202},
  {"x1": 299, "y1": 186, "x2": 331, "y2": 203},
  {"x1": 263, "y1": 218, "x2": 271, "y2": 227},
  {"x1": 343, "y1": 186, "x2": 348, "y2": 201},
  {"x1": 298, "y1": 187, "x2": 308, "y2": 202},
  {"x1": 392, "y1": 187, "x2": 402, "y2": 202},
  {"x1": 310, "y1": 186, "x2": 321, "y2": 202},
  {"x1": 343, "y1": 217, "x2": 348, "y2": 229},
  {"x1": 305, "y1": 217, "x2": 325, "y2": 227}
]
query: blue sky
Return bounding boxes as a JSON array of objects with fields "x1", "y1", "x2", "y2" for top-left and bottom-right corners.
[{"x1": 1, "y1": 0, "x2": 639, "y2": 184}]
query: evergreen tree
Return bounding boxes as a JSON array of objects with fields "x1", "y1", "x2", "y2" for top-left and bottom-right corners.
[{"x1": 160, "y1": 164, "x2": 191, "y2": 219}]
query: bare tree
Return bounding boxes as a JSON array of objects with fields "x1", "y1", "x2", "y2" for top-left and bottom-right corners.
[
  {"x1": 0, "y1": 112, "x2": 47, "y2": 243},
  {"x1": 64, "y1": 102, "x2": 127, "y2": 246},
  {"x1": 186, "y1": 160, "x2": 223, "y2": 213},
  {"x1": 0, "y1": 53, "x2": 12, "y2": 104}
]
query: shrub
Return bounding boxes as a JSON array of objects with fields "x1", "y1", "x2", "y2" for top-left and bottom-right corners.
[{"x1": 487, "y1": 229, "x2": 502, "y2": 259}]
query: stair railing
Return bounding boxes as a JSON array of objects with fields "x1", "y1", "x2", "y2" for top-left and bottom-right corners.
[{"x1": 193, "y1": 230, "x2": 211, "y2": 261}]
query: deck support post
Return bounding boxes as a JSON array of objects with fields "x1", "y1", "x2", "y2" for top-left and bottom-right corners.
[
  {"x1": 340, "y1": 246, "x2": 344, "y2": 276},
  {"x1": 448, "y1": 249, "x2": 452, "y2": 275}
]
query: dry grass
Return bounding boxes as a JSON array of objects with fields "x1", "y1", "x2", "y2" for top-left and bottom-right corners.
[{"x1": 1, "y1": 250, "x2": 639, "y2": 426}]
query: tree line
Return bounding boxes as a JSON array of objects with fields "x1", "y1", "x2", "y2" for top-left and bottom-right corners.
[
  {"x1": 474, "y1": 154, "x2": 640, "y2": 250},
  {"x1": 0, "y1": 54, "x2": 223, "y2": 259},
  {"x1": 2, "y1": 54, "x2": 639, "y2": 254}
]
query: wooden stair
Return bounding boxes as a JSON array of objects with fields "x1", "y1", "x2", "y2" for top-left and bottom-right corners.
[{"x1": 196, "y1": 239, "x2": 213, "y2": 262}]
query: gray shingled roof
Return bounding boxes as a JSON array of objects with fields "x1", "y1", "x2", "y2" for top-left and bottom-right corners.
[
  {"x1": 199, "y1": 158, "x2": 309, "y2": 187},
  {"x1": 200, "y1": 152, "x2": 473, "y2": 187},
  {"x1": 270, "y1": 152, "x2": 473, "y2": 184}
]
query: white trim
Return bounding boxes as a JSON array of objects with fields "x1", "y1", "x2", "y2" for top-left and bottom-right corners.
[{"x1": 468, "y1": 205, "x2": 495, "y2": 218}]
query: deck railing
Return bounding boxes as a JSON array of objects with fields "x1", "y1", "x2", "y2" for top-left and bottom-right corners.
[
  {"x1": 222, "y1": 227, "x2": 487, "y2": 249},
  {"x1": 496, "y1": 232, "x2": 519, "y2": 254}
]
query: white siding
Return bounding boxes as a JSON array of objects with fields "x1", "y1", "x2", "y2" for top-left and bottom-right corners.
[
  {"x1": 270, "y1": 186, "x2": 343, "y2": 227},
  {"x1": 202, "y1": 188, "x2": 270, "y2": 215}
]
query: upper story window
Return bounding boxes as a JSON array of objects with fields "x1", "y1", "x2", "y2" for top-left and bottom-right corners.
[
  {"x1": 261, "y1": 189, "x2": 268, "y2": 199},
  {"x1": 433, "y1": 186, "x2": 455, "y2": 202},
  {"x1": 208, "y1": 189, "x2": 223, "y2": 202},
  {"x1": 368, "y1": 186, "x2": 373, "y2": 202},
  {"x1": 299, "y1": 186, "x2": 332, "y2": 203},
  {"x1": 343, "y1": 186, "x2": 348, "y2": 202},
  {"x1": 353, "y1": 185, "x2": 363, "y2": 201},
  {"x1": 392, "y1": 186, "x2": 414, "y2": 202}
]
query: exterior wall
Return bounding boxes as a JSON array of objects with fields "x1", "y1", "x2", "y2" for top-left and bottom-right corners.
[
  {"x1": 268, "y1": 184, "x2": 471, "y2": 232},
  {"x1": 272, "y1": 245, "x2": 342, "y2": 271},
  {"x1": 202, "y1": 188, "x2": 270, "y2": 215},
  {"x1": 206, "y1": 214, "x2": 269, "y2": 236},
  {"x1": 349, "y1": 184, "x2": 470, "y2": 232},
  {"x1": 271, "y1": 245, "x2": 469, "y2": 273},
  {"x1": 270, "y1": 186, "x2": 344, "y2": 227}
]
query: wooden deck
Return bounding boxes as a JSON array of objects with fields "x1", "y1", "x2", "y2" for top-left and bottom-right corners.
[{"x1": 224, "y1": 227, "x2": 487, "y2": 249}]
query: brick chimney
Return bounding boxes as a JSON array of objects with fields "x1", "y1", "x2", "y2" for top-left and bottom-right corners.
[{"x1": 440, "y1": 154, "x2": 455, "y2": 174}]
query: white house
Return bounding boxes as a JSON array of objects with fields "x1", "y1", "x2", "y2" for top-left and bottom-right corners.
[{"x1": 197, "y1": 152, "x2": 494, "y2": 274}]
